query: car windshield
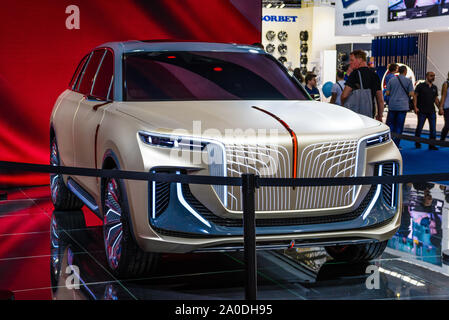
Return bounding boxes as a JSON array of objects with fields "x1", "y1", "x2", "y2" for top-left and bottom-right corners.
[{"x1": 123, "y1": 51, "x2": 308, "y2": 101}]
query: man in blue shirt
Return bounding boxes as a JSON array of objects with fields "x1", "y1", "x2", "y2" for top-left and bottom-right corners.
[
  {"x1": 384, "y1": 63, "x2": 398, "y2": 105},
  {"x1": 304, "y1": 73, "x2": 321, "y2": 101},
  {"x1": 385, "y1": 65, "x2": 414, "y2": 148}
]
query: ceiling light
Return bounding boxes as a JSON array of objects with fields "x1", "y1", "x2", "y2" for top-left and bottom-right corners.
[
  {"x1": 266, "y1": 3, "x2": 272, "y2": 8},
  {"x1": 280, "y1": 3, "x2": 285, "y2": 8}
]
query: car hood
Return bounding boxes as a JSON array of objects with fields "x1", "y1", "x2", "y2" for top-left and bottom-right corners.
[{"x1": 115, "y1": 100, "x2": 382, "y2": 137}]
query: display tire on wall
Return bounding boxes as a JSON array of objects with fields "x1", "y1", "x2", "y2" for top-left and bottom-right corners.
[
  {"x1": 50, "y1": 137, "x2": 84, "y2": 210},
  {"x1": 102, "y1": 169, "x2": 159, "y2": 278},
  {"x1": 325, "y1": 240, "x2": 388, "y2": 263}
]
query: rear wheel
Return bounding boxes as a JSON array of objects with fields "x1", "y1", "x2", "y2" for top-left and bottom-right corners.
[
  {"x1": 50, "y1": 137, "x2": 83, "y2": 210},
  {"x1": 325, "y1": 240, "x2": 388, "y2": 263},
  {"x1": 102, "y1": 172, "x2": 159, "y2": 278}
]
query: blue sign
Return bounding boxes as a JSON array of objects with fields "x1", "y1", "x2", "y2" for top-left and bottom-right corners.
[
  {"x1": 262, "y1": 15, "x2": 298, "y2": 22},
  {"x1": 342, "y1": 0, "x2": 361, "y2": 9}
]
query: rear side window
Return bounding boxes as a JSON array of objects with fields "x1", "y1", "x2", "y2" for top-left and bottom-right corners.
[
  {"x1": 77, "y1": 49, "x2": 105, "y2": 95},
  {"x1": 69, "y1": 54, "x2": 89, "y2": 89},
  {"x1": 91, "y1": 50, "x2": 114, "y2": 100}
]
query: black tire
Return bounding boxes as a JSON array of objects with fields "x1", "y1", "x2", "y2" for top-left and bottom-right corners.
[
  {"x1": 50, "y1": 137, "x2": 83, "y2": 210},
  {"x1": 325, "y1": 240, "x2": 388, "y2": 263},
  {"x1": 102, "y1": 170, "x2": 159, "y2": 278},
  {"x1": 50, "y1": 210, "x2": 86, "y2": 291}
]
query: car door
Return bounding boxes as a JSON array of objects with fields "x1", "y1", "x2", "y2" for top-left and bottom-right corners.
[
  {"x1": 72, "y1": 48, "x2": 114, "y2": 196},
  {"x1": 52, "y1": 53, "x2": 90, "y2": 167}
]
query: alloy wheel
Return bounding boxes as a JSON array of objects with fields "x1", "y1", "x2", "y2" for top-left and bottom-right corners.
[
  {"x1": 50, "y1": 140, "x2": 60, "y2": 204},
  {"x1": 103, "y1": 178, "x2": 123, "y2": 270}
]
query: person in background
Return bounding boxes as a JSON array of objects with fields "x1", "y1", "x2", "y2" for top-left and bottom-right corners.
[
  {"x1": 439, "y1": 71, "x2": 449, "y2": 141},
  {"x1": 384, "y1": 63, "x2": 398, "y2": 105},
  {"x1": 342, "y1": 64, "x2": 351, "y2": 82},
  {"x1": 414, "y1": 71, "x2": 440, "y2": 150},
  {"x1": 341, "y1": 50, "x2": 384, "y2": 121},
  {"x1": 385, "y1": 65, "x2": 414, "y2": 148},
  {"x1": 330, "y1": 69, "x2": 346, "y2": 106},
  {"x1": 293, "y1": 68, "x2": 304, "y2": 85},
  {"x1": 304, "y1": 73, "x2": 321, "y2": 101},
  {"x1": 385, "y1": 63, "x2": 399, "y2": 85}
]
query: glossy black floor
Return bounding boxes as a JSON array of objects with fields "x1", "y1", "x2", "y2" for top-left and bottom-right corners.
[{"x1": 1, "y1": 184, "x2": 449, "y2": 300}]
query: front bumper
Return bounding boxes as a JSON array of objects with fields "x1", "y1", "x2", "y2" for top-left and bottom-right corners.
[{"x1": 139, "y1": 163, "x2": 402, "y2": 253}]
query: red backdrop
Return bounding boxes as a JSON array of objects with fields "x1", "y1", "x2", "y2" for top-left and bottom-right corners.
[{"x1": 0, "y1": 0, "x2": 261, "y2": 187}]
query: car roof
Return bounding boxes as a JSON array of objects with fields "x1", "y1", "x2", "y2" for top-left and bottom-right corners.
[{"x1": 96, "y1": 40, "x2": 265, "y2": 55}]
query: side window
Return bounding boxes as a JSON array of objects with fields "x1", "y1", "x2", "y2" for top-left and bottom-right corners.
[
  {"x1": 77, "y1": 49, "x2": 105, "y2": 95},
  {"x1": 69, "y1": 54, "x2": 89, "y2": 89},
  {"x1": 91, "y1": 50, "x2": 114, "y2": 100}
]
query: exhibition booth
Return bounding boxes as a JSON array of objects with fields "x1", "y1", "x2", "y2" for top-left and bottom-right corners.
[
  {"x1": 262, "y1": 4, "x2": 372, "y2": 99},
  {"x1": 1, "y1": 0, "x2": 449, "y2": 304},
  {"x1": 336, "y1": 0, "x2": 449, "y2": 88}
]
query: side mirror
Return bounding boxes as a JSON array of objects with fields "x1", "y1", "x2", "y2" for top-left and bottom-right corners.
[{"x1": 84, "y1": 94, "x2": 104, "y2": 102}]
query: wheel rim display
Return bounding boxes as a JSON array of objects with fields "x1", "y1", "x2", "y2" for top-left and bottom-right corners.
[
  {"x1": 50, "y1": 141, "x2": 59, "y2": 204},
  {"x1": 103, "y1": 178, "x2": 123, "y2": 270}
]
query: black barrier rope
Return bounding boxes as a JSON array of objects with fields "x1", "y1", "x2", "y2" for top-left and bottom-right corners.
[
  {"x1": 1, "y1": 160, "x2": 449, "y2": 187},
  {"x1": 392, "y1": 132, "x2": 449, "y2": 148},
  {"x1": 1, "y1": 149, "x2": 448, "y2": 301}
]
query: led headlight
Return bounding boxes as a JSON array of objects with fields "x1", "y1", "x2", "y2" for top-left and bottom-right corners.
[
  {"x1": 138, "y1": 131, "x2": 228, "y2": 207},
  {"x1": 139, "y1": 131, "x2": 208, "y2": 150},
  {"x1": 366, "y1": 131, "x2": 391, "y2": 147}
]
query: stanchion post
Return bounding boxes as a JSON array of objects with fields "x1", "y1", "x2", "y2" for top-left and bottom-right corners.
[{"x1": 242, "y1": 173, "x2": 257, "y2": 300}]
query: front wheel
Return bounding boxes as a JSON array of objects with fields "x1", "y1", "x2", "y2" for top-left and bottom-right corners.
[
  {"x1": 325, "y1": 240, "x2": 388, "y2": 263},
  {"x1": 102, "y1": 174, "x2": 159, "y2": 278}
]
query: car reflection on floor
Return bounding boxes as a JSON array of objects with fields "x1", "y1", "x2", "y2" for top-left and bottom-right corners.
[
  {"x1": 50, "y1": 205, "x2": 449, "y2": 300},
  {"x1": 2, "y1": 185, "x2": 449, "y2": 300},
  {"x1": 388, "y1": 183, "x2": 449, "y2": 266}
]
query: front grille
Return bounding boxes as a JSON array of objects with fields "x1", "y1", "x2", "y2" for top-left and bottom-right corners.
[
  {"x1": 208, "y1": 139, "x2": 359, "y2": 212},
  {"x1": 182, "y1": 183, "x2": 376, "y2": 227},
  {"x1": 296, "y1": 140, "x2": 359, "y2": 210}
]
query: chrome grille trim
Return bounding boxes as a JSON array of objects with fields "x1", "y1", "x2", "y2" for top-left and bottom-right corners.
[
  {"x1": 224, "y1": 143, "x2": 290, "y2": 212},
  {"x1": 206, "y1": 132, "x2": 391, "y2": 213},
  {"x1": 208, "y1": 138, "x2": 360, "y2": 213},
  {"x1": 296, "y1": 140, "x2": 358, "y2": 210}
]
